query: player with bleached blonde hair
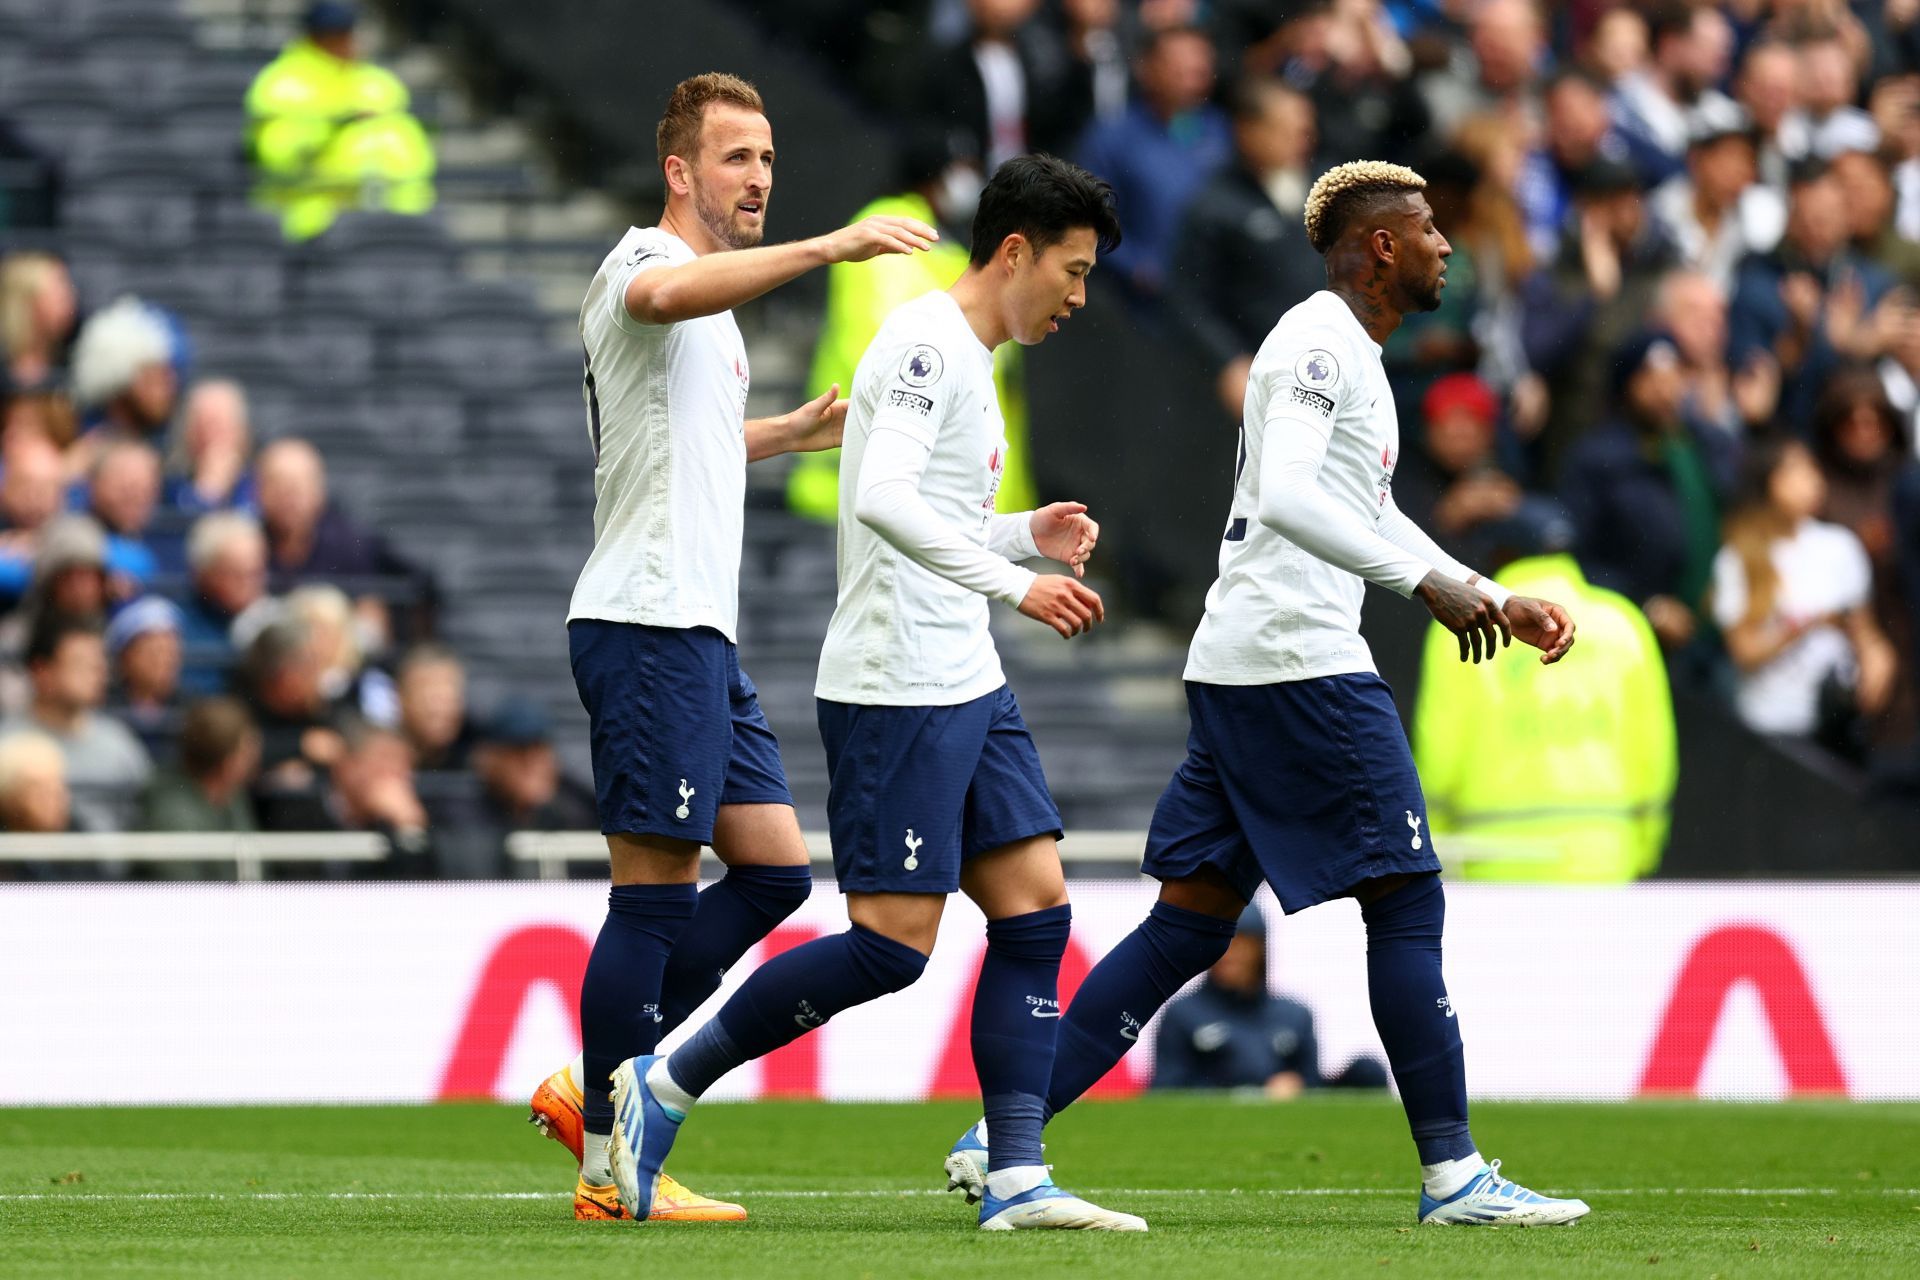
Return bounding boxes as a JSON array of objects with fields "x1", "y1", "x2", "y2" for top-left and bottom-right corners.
[{"x1": 939, "y1": 159, "x2": 1591, "y2": 1228}]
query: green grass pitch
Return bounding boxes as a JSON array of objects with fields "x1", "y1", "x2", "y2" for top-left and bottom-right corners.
[{"x1": 4, "y1": 1097, "x2": 1916, "y2": 1278}]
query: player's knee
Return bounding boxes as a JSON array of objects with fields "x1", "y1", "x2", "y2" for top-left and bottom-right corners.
[
  {"x1": 845, "y1": 924, "x2": 930, "y2": 994},
  {"x1": 1358, "y1": 871, "x2": 1445, "y2": 941},
  {"x1": 985, "y1": 903, "x2": 1072, "y2": 962},
  {"x1": 1145, "y1": 900, "x2": 1240, "y2": 969},
  {"x1": 721, "y1": 863, "x2": 814, "y2": 918},
  {"x1": 1156, "y1": 869, "x2": 1248, "y2": 922}
]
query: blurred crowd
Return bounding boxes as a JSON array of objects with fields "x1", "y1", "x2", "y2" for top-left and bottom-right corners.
[
  {"x1": 0, "y1": 269, "x2": 593, "y2": 877},
  {"x1": 788, "y1": 0, "x2": 1920, "y2": 784}
]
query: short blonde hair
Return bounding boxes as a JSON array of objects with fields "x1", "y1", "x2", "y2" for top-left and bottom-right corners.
[
  {"x1": 1303, "y1": 160, "x2": 1427, "y2": 254},
  {"x1": 1, "y1": 253, "x2": 61, "y2": 358},
  {"x1": 656, "y1": 72, "x2": 765, "y2": 167}
]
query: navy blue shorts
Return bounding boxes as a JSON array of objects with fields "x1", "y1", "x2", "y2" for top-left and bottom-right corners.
[
  {"x1": 1141, "y1": 673, "x2": 1438, "y2": 913},
  {"x1": 817, "y1": 685, "x2": 1063, "y2": 894},
  {"x1": 568, "y1": 620, "x2": 793, "y2": 845}
]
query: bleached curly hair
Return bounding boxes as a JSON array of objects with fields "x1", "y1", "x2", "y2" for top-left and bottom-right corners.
[{"x1": 1303, "y1": 161, "x2": 1427, "y2": 255}]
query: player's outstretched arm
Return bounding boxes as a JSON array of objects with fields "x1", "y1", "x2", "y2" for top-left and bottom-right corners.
[
  {"x1": 746, "y1": 385, "x2": 846, "y2": 462},
  {"x1": 626, "y1": 215, "x2": 938, "y2": 324},
  {"x1": 1503, "y1": 595, "x2": 1576, "y2": 664}
]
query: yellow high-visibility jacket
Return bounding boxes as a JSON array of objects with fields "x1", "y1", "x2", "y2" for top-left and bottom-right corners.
[
  {"x1": 789, "y1": 192, "x2": 1034, "y2": 521},
  {"x1": 1412, "y1": 553, "x2": 1677, "y2": 882}
]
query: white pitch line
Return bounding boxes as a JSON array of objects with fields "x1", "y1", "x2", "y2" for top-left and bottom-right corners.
[{"x1": 3, "y1": 1188, "x2": 1917, "y2": 1202}]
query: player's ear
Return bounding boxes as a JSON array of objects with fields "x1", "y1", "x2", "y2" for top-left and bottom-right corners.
[
  {"x1": 662, "y1": 154, "x2": 692, "y2": 197},
  {"x1": 1000, "y1": 233, "x2": 1026, "y2": 274}
]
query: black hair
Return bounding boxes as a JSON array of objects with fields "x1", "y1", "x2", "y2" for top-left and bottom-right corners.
[
  {"x1": 968, "y1": 153, "x2": 1122, "y2": 267},
  {"x1": 26, "y1": 612, "x2": 102, "y2": 668}
]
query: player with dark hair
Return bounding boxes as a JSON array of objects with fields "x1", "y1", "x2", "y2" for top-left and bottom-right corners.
[
  {"x1": 942, "y1": 160, "x2": 1592, "y2": 1227},
  {"x1": 605, "y1": 155, "x2": 1145, "y2": 1232},
  {"x1": 540, "y1": 71, "x2": 941, "y2": 1224}
]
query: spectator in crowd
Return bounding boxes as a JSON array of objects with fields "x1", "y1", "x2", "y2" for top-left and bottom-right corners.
[
  {"x1": 165, "y1": 379, "x2": 257, "y2": 516},
  {"x1": 1164, "y1": 78, "x2": 1322, "y2": 419},
  {"x1": 139, "y1": 695, "x2": 260, "y2": 840},
  {"x1": 0, "y1": 252, "x2": 77, "y2": 390},
  {"x1": 1876, "y1": 287, "x2": 1920, "y2": 442},
  {"x1": 1414, "y1": 520, "x2": 1676, "y2": 882},
  {"x1": 0, "y1": 615, "x2": 152, "y2": 832},
  {"x1": 1561, "y1": 330, "x2": 1738, "y2": 654},
  {"x1": 1713, "y1": 435, "x2": 1897, "y2": 759},
  {"x1": 916, "y1": 0, "x2": 1083, "y2": 173},
  {"x1": 67, "y1": 297, "x2": 177, "y2": 445},
  {"x1": 1869, "y1": 73, "x2": 1920, "y2": 243},
  {"x1": 1264, "y1": 0, "x2": 1427, "y2": 167},
  {"x1": 2, "y1": 388, "x2": 78, "y2": 453},
  {"x1": 1779, "y1": 31, "x2": 1880, "y2": 164},
  {"x1": 176, "y1": 511, "x2": 269, "y2": 697},
  {"x1": 261, "y1": 714, "x2": 430, "y2": 874},
  {"x1": 1830, "y1": 146, "x2": 1920, "y2": 293},
  {"x1": 1057, "y1": 0, "x2": 1132, "y2": 138},
  {"x1": 254, "y1": 437, "x2": 389, "y2": 584},
  {"x1": 1729, "y1": 160, "x2": 1897, "y2": 431},
  {"x1": 1524, "y1": 158, "x2": 1681, "y2": 480},
  {"x1": 1611, "y1": 1, "x2": 1738, "y2": 186},
  {"x1": 1393, "y1": 372, "x2": 1539, "y2": 570},
  {"x1": 0, "y1": 730, "x2": 70, "y2": 835},
  {"x1": 1077, "y1": 23, "x2": 1231, "y2": 298},
  {"x1": 1734, "y1": 37, "x2": 1801, "y2": 194},
  {"x1": 245, "y1": 0, "x2": 435, "y2": 240},
  {"x1": 0, "y1": 432, "x2": 74, "y2": 610},
  {"x1": 425, "y1": 697, "x2": 596, "y2": 879},
  {"x1": 105, "y1": 596, "x2": 185, "y2": 760},
  {"x1": 86, "y1": 439, "x2": 169, "y2": 585},
  {"x1": 394, "y1": 642, "x2": 470, "y2": 772},
  {"x1": 1417, "y1": 0, "x2": 1544, "y2": 139},
  {"x1": 286, "y1": 582, "x2": 396, "y2": 726},
  {"x1": 1517, "y1": 68, "x2": 1629, "y2": 262},
  {"x1": 1650, "y1": 100, "x2": 1784, "y2": 293},
  {"x1": 239, "y1": 614, "x2": 335, "y2": 781},
  {"x1": 1652, "y1": 269, "x2": 1780, "y2": 440},
  {"x1": 1153, "y1": 904, "x2": 1387, "y2": 1095},
  {"x1": 1583, "y1": 4, "x2": 1649, "y2": 88}
]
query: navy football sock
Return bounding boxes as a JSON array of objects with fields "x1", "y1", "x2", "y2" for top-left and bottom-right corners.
[
  {"x1": 658, "y1": 864, "x2": 813, "y2": 1033},
  {"x1": 972, "y1": 906, "x2": 1071, "y2": 1173},
  {"x1": 579, "y1": 882, "x2": 699, "y2": 1135},
  {"x1": 665, "y1": 924, "x2": 927, "y2": 1099},
  {"x1": 1045, "y1": 901, "x2": 1237, "y2": 1119},
  {"x1": 1361, "y1": 874, "x2": 1476, "y2": 1165}
]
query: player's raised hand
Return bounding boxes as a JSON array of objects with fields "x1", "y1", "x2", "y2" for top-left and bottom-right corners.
[
  {"x1": 1018, "y1": 574, "x2": 1104, "y2": 638},
  {"x1": 822, "y1": 214, "x2": 939, "y2": 263},
  {"x1": 1415, "y1": 570, "x2": 1510, "y2": 664},
  {"x1": 1030, "y1": 501, "x2": 1100, "y2": 578},
  {"x1": 782, "y1": 384, "x2": 848, "y2": 453},
  {"x1": 1504, "y1": 595, "x2": 1577, "y2": 665}
]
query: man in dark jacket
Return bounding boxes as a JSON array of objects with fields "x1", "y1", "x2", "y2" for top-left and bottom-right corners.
[{"x1": 1165, "y1": 77, "x2": 1324, "y2": 419}]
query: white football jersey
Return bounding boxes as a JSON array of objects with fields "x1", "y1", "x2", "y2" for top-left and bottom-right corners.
[
  {"x1": 816, "y1": 291, "x2": 1022, "y2": 706},
  {"x1": 1185, "y1": 289, "x2": 1409, "y2": 684},
  {"x1": 567, "y1": 226, "x2": 751, "y2": 641}
]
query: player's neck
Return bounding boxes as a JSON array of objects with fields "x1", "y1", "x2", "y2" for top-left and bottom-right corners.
[
  {"x1": 947, "y1": 271, "x2": 1009, "y2": 351},
  {"x1": 1325, "y1": 257, "x2": 1404, "y2": 345},
  {"x1": 658, "y1": 204, "x2": 725, "y2": 257}
]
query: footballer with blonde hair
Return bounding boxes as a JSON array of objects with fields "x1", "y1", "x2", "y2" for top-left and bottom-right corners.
[{"x1": 938, "y1": 159, "x2": 1591, "y2": 1227}]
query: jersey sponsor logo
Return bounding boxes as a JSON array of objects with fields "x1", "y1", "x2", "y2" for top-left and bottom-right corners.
[
  {"x1": 1026, "y1": 995, "x2": 1062, "y2": 1019},
  {"x1": 1377, "y1": 443, "x2": 1398, "y2": 508},
  {"x1": 900, "y1": 344, "x2": 945, "y2": 388},
  {"x1": 1295, "y1": 348, "x2": 1339, "y2": 390},
  {"x1": 1290, "y1": 386, "x2": 1335, "y2": 416},
  {"x1": 886, "y1": 389, "x2": 934, "y2": 416}
]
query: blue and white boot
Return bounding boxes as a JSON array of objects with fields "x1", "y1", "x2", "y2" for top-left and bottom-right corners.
[
  {"x1": 943, "y1": 1119, "x2": 990, "y2": 1203},
  {"x1": 979, "y1": 1175, "x2": 1147, "y2": 1232},
  {"x1": 1418, "y1": 1159, "x2": 1590, "y2": 1226},
  {"x1": 607, "y1": 1055, "x2": 684, "y2": 1222}
]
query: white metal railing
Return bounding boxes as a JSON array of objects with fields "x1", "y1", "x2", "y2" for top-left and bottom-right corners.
[{"x1": 0, "y1": 832, "x2": 390, "y2": 882}]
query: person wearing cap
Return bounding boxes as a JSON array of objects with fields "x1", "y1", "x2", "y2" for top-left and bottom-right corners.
[
  {"x1": 105, "y1": 596, "x2": 184, "y2": 760},
  {"x1": 1522, "y1": 156, "x2": 1681, "y2": 481},
  {"x1": 1559, "y1": 328, "x2": 1738, "y2": 655},
  {"x1": 1152, "y1": 903, "x2": 1388, "y2": 1096},
  {"x1": 244, "y1": 1, "x2": 435, "y2": 240},
  {"x1": 1392, "y1": 372, "x2": 1531, "y2": 571},
  {"x1": 1729, "y1": 158, "x2": 1896, "y2": 431},
  {"x1": 1413, "y1": 519, "x2": 1676, "y2": 883},
  {"x1": 788, "y1": 131, "x2": 1033, "y2": 522},
  {"x1": 67, "y1": 297, "x2": 178, "y2": 445},
  {"x1": 424, "y1": 696, "x2": 597, "y2": 880},
  {"x1": 1650, "y1": 99, "x2": 1785, "y2": 292}
]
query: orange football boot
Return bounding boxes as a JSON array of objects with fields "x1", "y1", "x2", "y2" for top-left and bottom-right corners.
[{"x1": 528, "y1": 1062, "x2": 586, "y2": 1165}]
